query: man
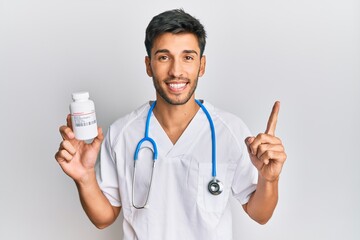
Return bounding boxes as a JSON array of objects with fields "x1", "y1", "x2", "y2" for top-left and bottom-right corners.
[{"x1": 55, "y1": 9, "x2": 286, "y2": 240}]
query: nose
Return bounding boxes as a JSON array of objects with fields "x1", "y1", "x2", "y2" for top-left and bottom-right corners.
[{"x1": 168, "y1": 58, "x2": 184, "y2": 78}]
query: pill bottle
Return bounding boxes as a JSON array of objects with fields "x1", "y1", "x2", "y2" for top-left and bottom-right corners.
[{"x1": 69, "y1": 91, "x2": 98, "y2": 140}]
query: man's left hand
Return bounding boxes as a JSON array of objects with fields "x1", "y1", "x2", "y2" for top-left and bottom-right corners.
[{"x1": 245, "y1": 101, "x2": 287, "y2": 182}]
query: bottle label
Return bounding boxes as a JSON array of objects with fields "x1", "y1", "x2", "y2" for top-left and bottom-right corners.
[{"x1": 72, "y1": 111, "x2": 97, "y2": 127}]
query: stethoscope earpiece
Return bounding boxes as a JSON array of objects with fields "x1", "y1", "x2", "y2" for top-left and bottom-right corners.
[{"x1": 208, "y1": 178, "x2": 223, "y2": 195}]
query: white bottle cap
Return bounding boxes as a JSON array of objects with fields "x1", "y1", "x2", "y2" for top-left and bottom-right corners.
[{"x1": 72, "y1": 91, "x2": 89, "y2": 101}]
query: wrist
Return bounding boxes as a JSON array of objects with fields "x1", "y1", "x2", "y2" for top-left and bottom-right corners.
[
  {"x1": 256, "y1": 174, "x2": 279, "y2": 200},
  {"x1": 75, "y1": 169, "x2": 97, "y2": 189},
  {"x1": 258, "y1": 174, "x2": 279, "y2": 185}
]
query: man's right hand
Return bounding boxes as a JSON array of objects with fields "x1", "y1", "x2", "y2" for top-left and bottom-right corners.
[{"x1": 55, "y1": 114, "x2": 104, "y2": 184}]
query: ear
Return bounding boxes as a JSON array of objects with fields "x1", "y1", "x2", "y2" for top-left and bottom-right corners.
[
  {"x1": 199, "y1": 55, "x2": 206, "y2": 77},
  {"x1": 145, "y1": 56, "x2": 153, "y2": 77}
]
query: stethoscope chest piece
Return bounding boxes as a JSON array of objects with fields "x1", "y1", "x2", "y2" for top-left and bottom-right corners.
[{"x1": 208, "y1": 178, "x2": 223, "y2": 195}]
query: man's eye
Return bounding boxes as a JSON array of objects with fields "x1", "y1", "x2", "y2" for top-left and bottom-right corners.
[
  {"x1": 185, "y1": 56, "x2": 194, "y2": 61},
  {"x1": 159, "y1": 56, "x2": 169, "y2": 61}
]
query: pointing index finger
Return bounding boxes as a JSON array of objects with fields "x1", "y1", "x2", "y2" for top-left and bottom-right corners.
[{"x1": 265, "y1": 101, "x2": 280, "y2": 136}]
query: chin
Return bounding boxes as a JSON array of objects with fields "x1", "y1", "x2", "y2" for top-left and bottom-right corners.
[{"x1": 162, "y1": 95, "x2": 193, "y2": 106}]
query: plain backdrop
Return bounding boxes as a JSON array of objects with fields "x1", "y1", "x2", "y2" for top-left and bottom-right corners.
[{"x1": 1, "y1": 0, "x2": 359, "y2": 239}]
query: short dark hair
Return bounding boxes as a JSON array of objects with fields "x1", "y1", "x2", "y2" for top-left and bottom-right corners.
[{"x1": 145, "y1": 9, "x2": 207, "y2": 57}]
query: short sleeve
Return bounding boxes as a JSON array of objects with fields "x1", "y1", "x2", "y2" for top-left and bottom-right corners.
[
  {"x1": 231, "y1": 128, "x2": 258, "y2": 205},
  {"x1": 96, "y1": 127, "x2": 121, "y2": 207}
]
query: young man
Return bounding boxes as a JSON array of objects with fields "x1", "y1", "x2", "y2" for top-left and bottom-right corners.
[{"x1": 55, "y1": 9, "x2": 287, "y2": 240}]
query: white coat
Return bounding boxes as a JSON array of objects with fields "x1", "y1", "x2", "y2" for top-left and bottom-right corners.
[{"x1": 97, "y1": 101, "x2": 258, "y2": 240}]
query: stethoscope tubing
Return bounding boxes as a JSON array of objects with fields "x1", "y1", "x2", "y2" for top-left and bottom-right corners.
[
  {"x1": 132, "y1": 99, "x2": 222, "y2": 209},
  {"x1": 134, "y1": 101, "x2": 158, "y2": 161},
  {"x1": 195, "y1": 99, "x2": 217, "y2": 178}
]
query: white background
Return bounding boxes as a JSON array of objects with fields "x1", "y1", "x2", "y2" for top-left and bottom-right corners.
[{"x1": 1, "y1": 0, "x2": 359, "y2": 239}]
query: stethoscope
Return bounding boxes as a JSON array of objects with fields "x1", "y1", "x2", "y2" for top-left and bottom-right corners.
[{"x1": 132, "y1": 99, "x2": 223, "y2": 209}]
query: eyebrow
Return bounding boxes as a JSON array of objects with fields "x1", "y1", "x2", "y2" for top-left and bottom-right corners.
[
  {"x1": 154, "y1": 49, "x2": 199, "y2": 55},
  {"x1": 183, "y1": 50, "x2": 198, "y2": 55}
]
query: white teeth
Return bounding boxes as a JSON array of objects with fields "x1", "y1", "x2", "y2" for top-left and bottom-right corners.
[{"x1": 169, "y1": 83, "x2": 186, "y2": 89}]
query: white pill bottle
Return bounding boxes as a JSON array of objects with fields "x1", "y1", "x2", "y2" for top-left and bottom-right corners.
[{"x1": 69, "y1": 91, "x2": 98, "y2": 140}]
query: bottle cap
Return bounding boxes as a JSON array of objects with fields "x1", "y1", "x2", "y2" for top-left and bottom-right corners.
[{"x1": 72, "y1": 91, "x2": 89, "y2": 101}]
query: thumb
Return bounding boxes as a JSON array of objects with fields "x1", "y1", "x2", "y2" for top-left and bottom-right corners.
[
  {"x1": 245, "y1": 136, "x2": 254, "y2": 154},
  {"x1": 91, "y1": 127, "x2": 104, "y2": 150}
]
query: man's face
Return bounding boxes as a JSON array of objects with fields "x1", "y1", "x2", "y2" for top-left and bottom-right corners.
[{"x1": 145, "y1": 32, "x2": 206, "y2": 105}]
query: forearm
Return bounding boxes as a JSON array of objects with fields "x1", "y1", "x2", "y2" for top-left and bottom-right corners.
[
  {"x1": 244, "y1": 175, "x2": 279, "y2": 224},
  {"x1": 75, "y1": 170, "x2": 120, "y2": 229}
]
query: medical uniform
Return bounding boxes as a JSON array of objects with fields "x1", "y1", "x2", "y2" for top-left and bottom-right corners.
[{"x1": 97, "y1": 101, "x2": 258, "y2": 240}]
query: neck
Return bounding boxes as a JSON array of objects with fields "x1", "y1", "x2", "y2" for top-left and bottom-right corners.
[{"x1": 153, "y1": 97, "x2": 200, "y2": 144}]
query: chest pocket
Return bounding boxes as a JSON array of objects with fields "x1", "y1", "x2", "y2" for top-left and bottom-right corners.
[{"x1": 197, "y1": 162, "x2": 237, "y2": 214}]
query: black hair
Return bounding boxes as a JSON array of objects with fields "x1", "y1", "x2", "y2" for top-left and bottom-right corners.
[{"x1": 145, "y1": 9, "x2": 206, "y2": 57}]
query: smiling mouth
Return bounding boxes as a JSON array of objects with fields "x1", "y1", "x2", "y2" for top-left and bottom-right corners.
[{"x1": 167, "y1": 82, "x2": 188, "y2": 91}]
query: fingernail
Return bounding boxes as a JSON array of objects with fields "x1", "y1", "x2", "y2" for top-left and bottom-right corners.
[{"x1": 68, "y1": 132, "x2": 75, "y2": 139}]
